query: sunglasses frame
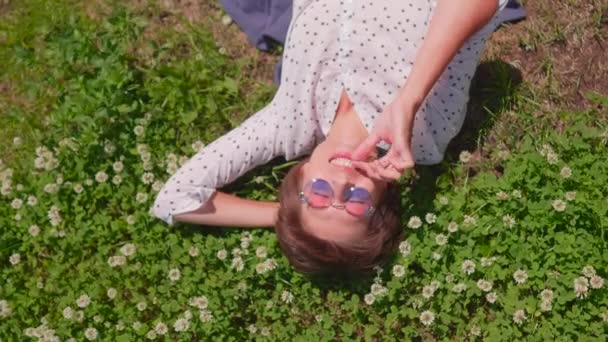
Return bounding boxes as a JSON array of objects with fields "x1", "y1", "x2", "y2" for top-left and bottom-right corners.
[{"x1": 298, "y1": 178, "x2": 376, "y2": 217}]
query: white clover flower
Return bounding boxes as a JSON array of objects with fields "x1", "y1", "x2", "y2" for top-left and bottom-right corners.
[
  {"x1": 142, "y1": 172, "x2": 155, "y2": 184},
  {"x1": 435, "y1": 234, "x2": 448, "y2": 246},
  {"x1": 371, "y1": 283, "x2": 388, "y2": 297},
  {"x1": 191, "y1": 141, "x2": 205, "y2": 152},
  {"x1": 13, "y1": 136, "x2": 22, "y2": 147},
  {"x1": 445, "y1": 273, "x2": 454, "y2": 283},
  {"x1": 419, "y1": 310, "x2": 435, "y2": 326},
  {"x1": 133, "y1": 321, "x2": 143, "y2": 331},
  {"x1": 216, "y1": 249, "x2": 228, "y2": 261},
  {"x1": 546, "y1": 151, "x2": 558, "y2": 164},
  {"x1": 582, "y1": 265, "x2": 596, "y2": 278},
  {"x1": 463, "y1": 215, "x2": 476, "y2": 226},
  {"x1": 14, "y1": 213, "x2": 21, "y2": 222},
  {"x1": 590, "y1": 275, "x2": 604, "y2": 289},
  {"x1": 28, "y1": 225, "x2": 40, "y2": 237},
  {"x1": 85, "y1": 179, "x2": 93, "y2": 186},
  {"x1": 104, "y1": 141, "x2": 116, "y2": 155},
  {"x1": 133, "y1": 125, "x2": 145, "y2": 136},
  {"x1": 476, "y1": 279, "x2": 493, "y2": 292},
  {"x1": 73, "y1": 183, "x2": 84, "y2": 194},
  {"x1": 281, "y1": 290, "x2": 294, "y2": 304},
  {"x1": 112, "y1": 161, "x2": 124, "y2": 173},
  {"x1": 461, "y1": 260, "x2": 476, "y2": 275},
  {"x1": 188, "y1": 246, "x2": 199, "y2": 257},
  {"x1": 513, "y1": 269, "x2": 528, "y2": 285},
  {"x1": 183, "y1": 310, "x2": 193, "y2": 320},
  {"x1": 62, "y1": 306, "x2": 74, "y2": 320},
  {"x1": 155, "y1": 322, "x2": 168, "y2": 335},
  {"x1": 565, "y1": 191, "x2": 576, "y2": 201},
  {"x1": 438, "y1": 196, "x2": 449, "y2": 206},
  {"x1": 486, "y1": 292, "x2": 497, "y2": 303},
  {"x1": 574, "y1": 276, "x2": 589, "y2": 298},
  {"x1": 166, "y1": 162, "x2": 178, "y2": 175},
  {"x1": 199, "y1": 309, "x2": 213, "y2": 322},
  {"x1": 112, "y1": 175, "x2": 123, "y2": 185},
  {"x1": 124, "y1": 215, "x2": 136, "y2": 225},
  {"x1": 425, "y1": 213, "x2": 437, "y2": 224},
  {"x1": 459, "y1": 151, "x2": 472, "y2": 163},
  {"x1": 540, "y1": 289, "x2": 554, "y2": 302},
  {"x1": 398, "y1": 240, "x2": 411, "y2": 257},
  {"x1": 560, "y1": 166, "x2": 572, "y2": 178},
  {"x1": 364, "y1": 293, "x2": 375, "y2": 305},
  {"x1": 106, "y1": 288, "x2": 117, "y2": 300},
  {"x1": 480, "y1": 257, "x2": 496, "y2": 267},
  {"x1": 255, "y1": 246, "x2": 268, "y2": 258},
  {"x1": 84, "y1": 327, "x2": 98, "y2": 340},
  {"x1": 422, "y1": 285, "x2": 435, "y2": 299},
  {"x1": 407, "y1": 216, "x2": 422, "y2": 229},
  {"x1": 392, "y1": 265, "x2": 405, "y2": 278},
  {"x1": 93, "y1": 315, "x2": 103, "y2": 323},
  {"x1": 11, "y1": 198, "x2": 23, "y2": 210},
  {"x1": 189, "y1": 296, "x2": 209, "y2": 310},
  {"x1": 503, "y1": 214, "x2": 516, "y2": 228},
  {"x1": 75, "y1": 310, "x2": 85, "y2": 322},
  {"x1": 9, "y1": 253, "x2": 20, "y2": 265},
  {"x1": 513, "y1": 309, "x2": 527, "y2": 325},
  {"x1": 178, "y1": 155, "x2": 189, "y2": 166},
  {"x1": 95, "y1": 171, "x2": 109, "y2": 183},
  {"x1": 168, "y1": 268, "x2": 181, "y2": 282},
  {"x1": 447, "y1": 222, "x2": 459, "y2": 233},
  {"x1": 247, "y1": 324, "x2": 258, "y2": 334},
  {"x1": 240, "y1": 239, "x2": 250, "y2": 250},
  {"x1": 552, "y1": 199, "x2": 566, "y2": 212},
  {"x1": 512, "y1": 189, "x2": 522, "y2": 198},
  {"x1": 115, "y1": 322, "x2": 125, "y2": 331},
  {"x1": 119, "y1": 243, "x2": 136, "y2": 257},
  {"x1": 231, "y1": 256, "x2": 244, "y2": 272},
  {"x1": 260, "y1": 327, "x2": 271, "y2": 337},
  {"x1": 602, "y1": 311, "x2": 608, "y2": 323},
  {"x1": 146, "y1": 330, "x2": 157, "y2": 340},
  {"x1": 136, "y1": 192, "x2": 148, "y2": 203},
  {"x1": 76, "y1": 294, "x2": 91, "y2": 308},
  {"x1": 0, "y1": 300, "x2": 11, "y2": 318},
  {"x1": 469, "y1": 325, "x2": 481, "y2": 337},
  {"x1": 496, "y1": 191, "x2": 509, "y2": 200},
  {"x1": 136, "y1": 301, "x2": 147, "y2": 311},
  {"x1": 540, "y1": 300, "x2": 552, "y2": 312},
  {"x1": 107, "y1": 255, "x2": 126, "y2": 267},
  {"x1": 432, "y1": 252, "x2": 442, "y2": 260},
  {"x1": 173, "y1": 318, "x2": 190, "y2": 332},
  {"x1": 44, "y1": 183, "x2": 59, "y2": 194}
]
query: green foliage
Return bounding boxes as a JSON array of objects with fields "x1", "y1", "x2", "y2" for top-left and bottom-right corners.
[{"x1": 1, "y1": 1, "x2": 607, "y2": 341}]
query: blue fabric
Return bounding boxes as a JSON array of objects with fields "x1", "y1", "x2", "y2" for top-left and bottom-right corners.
[{"x1": 220, "y1": 0, "x2": 292, "y2": 84}]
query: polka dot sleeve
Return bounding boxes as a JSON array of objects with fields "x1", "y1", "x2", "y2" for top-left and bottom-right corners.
[{"x1": 152, "y1": 97, "x2": 315, "y2": 225}]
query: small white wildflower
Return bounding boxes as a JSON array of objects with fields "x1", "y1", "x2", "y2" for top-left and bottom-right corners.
[
  {"x1": 459, "y1": 151, "x2": 472, "y2": 163},
  {"x1": 503, "y1": 214, "x2": 516, "y2": 228},
  {"x1": 13, "y1": 137, "x2": 22, "y2": 147},
  {"x1": 480, "y1": 257, "x2": 497, "y2": 267},
  {"x1": 419, "y1": 310, "x2": 435, "y2": 326},
  {"x1": 512, "y1": 189, "x2": 522, "y2": 198},
  {"x1": 188, "y1": 246, "x2": 199, "y2": 257},
  {"x1": 425, "y1": 213, "x2": 437, "y2": 224},
  {"x1": 27, "y1": 195, "x2": 38, "y2": 206},
  {"x1": 126, "y1": 215, "x2": 136, "y2": 225},
  {"x1": 574, "y1": 276, "x2": 589, "y2": 298},
  {"x1": 546, "y1": 151, "x2": 558, "y2": 164},
  {"x1": 370, "y1": 283, "x2": 387, "y2": 297},
  {"x1": 62, "y1": 306, "x2": 74, "y2": 320},
  {"x1": 432, "y1": 252, "x2": 442, "y2": 260},
  {"x1": 513, "y1": 269, "x2": 528, "y2": 285},
  {"x1": 191, "y1": 141, "x2": 205, "y2": 152},
  {"x1": 188, "y1": 296, "x2": 209, "y2": 310},
  {"x1": 392, "y1": 265, "x2": 405, "y2": 278},
  {"x1": 85, "y1": 179, "x2": 93, "y2": 186},
  {"x1": 44, "y1": 183, "x2": 59, "y2": 194},
  {"x1": 435, "y1": 233, "x2": 448, "y2": 246},
  {"x1": 281, "y1": 290, "x2": 294, "y2": 304},
  {"x1": 84, "y1": 327, "x2": 98, "y2": 340},
  {"x1": 445, "y1": 273, "x2": 454, "y2": 283},
  {"x1": 438, "y1": 196, "x2": 449, "y2": 206},
  {"x1": 183, "y1": 310, "x2": 193, "y2": 320},
  {"x1": 11, "y1": 198, "x2": 23, "y2": 210},
  {"x1": 447, "y1": 222, "x2": 459, "y2": 233},
  {"x1": 73, "y1": 183, "x2": 84, "y2": 194},
  {"x1": 513, "y1": 309, "x2": 527, "y2": 325},
  {"x1": 136, "y1": 192, "x2": 148, "y2": 203},
  {"x1": 461, "y1": 259, "x2": 476, "y2": 275},
  {"x1": 540, "y1": 289, "x2": 554, "y2": 302},
  {"x1": 590, "y1": 275, "x2": 604, "y2": 289},
  {"x1": 137, "y1": 302, "x2": 147, "y2": 311},
  {"x1": 217, "y1": 249, "x2": 228, "y2": 260},
  {"x1": 152, "y1": 180, "x2": 163, "y2": 192},
  {"x1": 154, "y1": 322, "x2": 168, "y2": 335},
  {"x1": 28, "y1": 225, "x2": 40, "y2": 237},
  {"x1": 486, "y1": 292, "x2": 497, "y2": 303},
  {"x1": 112, "y1": 175, "x2": 122, "y2": 185},
  {"x1": 112, "y1": 161, "x2": 124, "y2": 173},
  {"x1": 560, "y1": 166, "x2": 572, "y2": 178},
  {"x1": 173, "y1": 318, "x2": 190, "y2": 332},
  {"x1": 476, "y1": 279, "x2": 493, "y2": 292},
  {"x1": 142, "y1": 172, "x2": 155, "y2": 184},
  {"x1": 469, "y1": 325, "x2": 481, "y2": 337},
  {"x1": 120, "y1": 243, "x2": 136, "y2": 257},
  {"x1": 95, "y1": 171, "x2": 109, "y2": 183},
  {"x1": 9, "y1": 253, "x2": 21, "y2": 265},
  {"x1": 398, "y1": 240, "x2": 411, "y2": 256},
  {"x1": 255, "y1": 246, "x2": 268, "y2": 258},
  {"x1": 565, "y1": 191, "x2": 576, "y2": 201},
  {"x1": 422, "y1": 285, "x2": 435, "y2": 299},
  {"x1": 364, "y1": 293, "x2": 375, "y2": 305},
  {"x1": 540, "y1": 300, "x2": 552, "y2": 312},
  {"x1": 106, "y1": 288, "x2": 117, "y2": 300},
  {"x1": 146, "y1": 330, "x2": 157, "y2": 340},
  {"x1": 221, "y1": 14, "x2": 232, "y2": 25},
  {"x1": 407, "y1": 216, "x2": 422, "y2": 229},
  {"x1": 133, "y1": 125, "x2": 145, "y2": 136},
  {"x1": 247, "y1": 324, "x2": 258, "y2": 334},
  {"x1": 107, "y1": 255, "x2": 126, "y2": 267},
  {"x1": 199, "y1": 309, "x2": 213, "y2": 322},
  {"x1": 552, "y1": 199, "x2": 566, "y2": 212},
  {"x1": 93, "y1": 315, "x2": 103, "y2": 323},
  {"x1": 168, "y1": 268, "x2": 181, "y2": 281},
  {"x1": 166, "y1": 162, "x2": 178, "y2": 175},
  {"x1": 76, "y1": 294, "x2": 91, "y2": 308},
  {"x1": 260, "y1": 327, "x2": 270, "y2": 337},
  {"x1": 582, "y1": 265, "x2": 596, "y2": 278},
  {"x1": 496, "y1": 191, "x2": 509, "y2": 200},
  {"x1": 463, "y1": 215, "x2": 476, "y2": 226},
  {"x1": 601, "y1": 311, "x2": 608, "y2": 323},
  {"x1": 231, "y1": 256, "x2": 244, "y2": 272}
]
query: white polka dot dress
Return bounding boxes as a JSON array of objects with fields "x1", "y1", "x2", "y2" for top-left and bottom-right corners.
[{"x1": 153, "y1": 0, "x2": 508, "y2": 225}]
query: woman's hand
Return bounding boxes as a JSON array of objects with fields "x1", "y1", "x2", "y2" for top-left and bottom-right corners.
[{"x1": 351, "y1": 96, "x2": 417, "y2": 182}]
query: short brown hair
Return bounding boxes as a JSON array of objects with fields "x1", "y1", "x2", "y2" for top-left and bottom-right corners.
[{"x1": 275, "y1": 161, "x2": 403, "y2": 278}]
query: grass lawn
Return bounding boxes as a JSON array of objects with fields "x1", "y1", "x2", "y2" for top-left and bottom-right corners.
[{"x1": 1, "y1": 0, "x2": 607, "y2": 340}]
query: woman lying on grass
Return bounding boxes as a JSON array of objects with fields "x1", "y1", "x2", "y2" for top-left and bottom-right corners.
[{"x1": 153, "y1": 0, "x2": 508, "y2": 277}]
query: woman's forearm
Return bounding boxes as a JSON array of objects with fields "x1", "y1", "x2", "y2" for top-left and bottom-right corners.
[
  {"x1": 174, "y1": 192, "x2": 279, "y2": 228},
  {"x1": 398, "y1": 0, "x2": 498, "y2": 111}
]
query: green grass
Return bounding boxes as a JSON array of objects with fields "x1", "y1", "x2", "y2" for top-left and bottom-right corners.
[{"x1": 1, "y1": 1, "x2": 607, "y2": 340}]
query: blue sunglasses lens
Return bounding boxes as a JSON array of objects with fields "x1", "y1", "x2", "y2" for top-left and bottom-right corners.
[
  {"x1": 305, "y1": 179, "x2": 334, "y2": 207},
  {"x1": 303, "y1": 179, "x2": 372, "y2": 216},
  {"x1": 344, "y1": 187, "x2": 372, "y2": 216}
]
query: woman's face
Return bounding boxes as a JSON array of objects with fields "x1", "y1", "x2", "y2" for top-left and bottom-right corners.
[{"x1": 298, "y1": 113, "x2": 388, "y2": 245}]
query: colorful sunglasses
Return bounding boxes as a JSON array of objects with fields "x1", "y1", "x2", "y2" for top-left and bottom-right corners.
[{"x1": 298, "y1": 178, "x2": 375, "y2": 217}]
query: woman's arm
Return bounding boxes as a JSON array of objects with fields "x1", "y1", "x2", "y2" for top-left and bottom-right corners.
[{"x1": 174, "y1": 192, "x2": 278, "y2": 228}]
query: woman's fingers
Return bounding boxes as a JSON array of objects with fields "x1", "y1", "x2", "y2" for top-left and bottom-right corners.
[
  {"x1": 352, "y1": 133, "x2": 382, "y2": 161},
  {"x1": 353, "y1": 160, "x2": 401, "y2": 182}
]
